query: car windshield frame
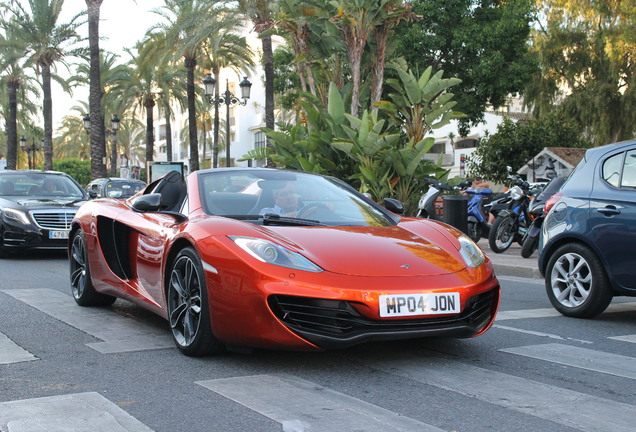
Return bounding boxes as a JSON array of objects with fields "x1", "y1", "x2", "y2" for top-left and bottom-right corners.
[
  {"x1": 0, "y1": 172, "x2": 86, "y2": 199},
  {"x1": 197, "y1": 169, "x2": 398, "y2": 227}
]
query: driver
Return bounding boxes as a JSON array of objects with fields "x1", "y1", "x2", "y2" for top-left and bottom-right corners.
[{"x1": 260, "y1": 181, "x2": 300, "y2": 216}]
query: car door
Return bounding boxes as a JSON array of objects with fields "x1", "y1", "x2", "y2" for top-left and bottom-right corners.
[{"x1": 589, "y1": 147, "x2": 636, "y2": 291}]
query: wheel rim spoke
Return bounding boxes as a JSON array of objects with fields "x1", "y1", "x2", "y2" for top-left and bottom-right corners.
[
  {"x1": 170, "y1": 269, "x2": 188, "y2": 299},
  {"x1": 169, "y1": 303, "x2": 187, "y2": 329},
  {"x1": 168, "y1": 255, "x2": 204, "y2": 348}
]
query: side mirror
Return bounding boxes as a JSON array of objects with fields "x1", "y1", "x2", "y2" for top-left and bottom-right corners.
[
  {"x1": 132, "y1": 193, "x2": 161, "y2": 212},
  {"x1": 383, "y1": 198, "x2": 404, "y2": 215},
  {"x1": 88, "y1": 190, "x2": 98, "y2": 199}
]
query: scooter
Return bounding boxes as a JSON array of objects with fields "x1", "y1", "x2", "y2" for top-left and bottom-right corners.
[
  {"x1": 465, "y1": 187, "x2": 492, "y2": 242},
  {"x1": 416, "y1": 178, "x2": 454, "y2": 219},
  {"x1": 520, "y1": 176, "x2": 565, "y2": 258}
]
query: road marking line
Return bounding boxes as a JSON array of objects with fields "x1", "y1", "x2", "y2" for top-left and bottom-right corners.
[
  {"x1": 496, "y1": 302, "x2": 636, "y2": 321},
  {"x1": 500, "y1": 343, "x2": 636, "y2": 380},
  {"x1": 0, "y1": 331, "x2": 38, "y2": 364},
  {"x1": 197, "y1": 374, "x2": 444, "y2": 432},
  {"x1": 0, "y1": 392, "x2": 154, "y2": 432},
  {"x1": 1, "y1": 288, "x2": 174, "y2": 353},
  {"x1": 493, "y1": 324, "x2": 593, "y2": 344},
  {"x1": 609, "y1": 334, "x2": 636, "y2": 344},
  {"x1": 366, "y1": 352, "x2": 636, "y2": 432}
]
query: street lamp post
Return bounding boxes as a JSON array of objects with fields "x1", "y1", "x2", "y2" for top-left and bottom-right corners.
[
  {"x1": 20, "y1": 136, "x2": 40, "y2": 170},
  {"x1": 110, "y1": 114, "x2": 120, "y2": 176},
  {"x1": 203, "y1": 74, "x2": 252, "y2": 168}
]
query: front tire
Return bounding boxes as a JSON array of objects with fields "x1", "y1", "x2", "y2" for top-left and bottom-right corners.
[
  {"x1": 70, "y1": 229, "x2": 116, "y2": 306},
  {"x1": 467, "y1": 221, "x2": 482, "y2": 243},
  {"x1": 167, "y1": 247, "x2": 223, "y2": 356},
  {"x1": 488, "y1": 216, "x2": 516, "y2": 253},
  {"x1": 545, "y1": 243, "x2": 613, "y2": 318},
  {"x1": 520, "y1": 236, "x2": 538, "y2": 258}
]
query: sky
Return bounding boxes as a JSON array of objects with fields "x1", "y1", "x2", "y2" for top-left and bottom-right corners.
[{"x1": 51, "y1": 0, "x2": 164, "y2": 127}]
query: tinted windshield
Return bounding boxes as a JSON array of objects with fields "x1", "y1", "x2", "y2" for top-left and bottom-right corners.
[
  {"x1": 199, "y1": 170, "x2": 394, "y2": 227},
  {"x1": 0, "y1": 173, "x2": 85, "y2": 199},
  {"x1": 106, "y1": 181, "x2": 145, "y2": 198}
]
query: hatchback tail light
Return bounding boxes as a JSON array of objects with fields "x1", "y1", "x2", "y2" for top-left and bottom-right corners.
[{"x1": 544, "y1": 192, "x2": 562, "y2": 215}]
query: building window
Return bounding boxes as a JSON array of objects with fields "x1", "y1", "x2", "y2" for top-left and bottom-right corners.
[
  {"x1": 254, "y1": 131, "x2": 266, "y2": 149},
  {"x1": 456, "y1": 139, "x2": 477, "y2": 149},
  {"x1": 431, "y1": 142, "x2": 445, "y2": 154}
]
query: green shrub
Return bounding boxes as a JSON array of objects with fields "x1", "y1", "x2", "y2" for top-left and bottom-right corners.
[{"x1": 52, "y1": 159, "x2": 92, "y2": 186}]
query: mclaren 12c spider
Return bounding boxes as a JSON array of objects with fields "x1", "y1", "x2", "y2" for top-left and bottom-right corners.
[{"x1": 69, "y1": 168, "x2": 500, "y2": 356}]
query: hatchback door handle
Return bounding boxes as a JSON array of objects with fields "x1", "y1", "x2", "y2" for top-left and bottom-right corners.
[{"x1": 597, "y1": 206, "x2": 620, "y2": 216}]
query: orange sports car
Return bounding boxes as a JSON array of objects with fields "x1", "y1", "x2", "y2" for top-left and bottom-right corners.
[{"x1": 69, "y1": 168, "x2": 500, "y2": 356}]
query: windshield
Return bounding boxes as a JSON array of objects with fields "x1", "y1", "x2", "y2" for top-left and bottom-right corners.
[
  {"x1": 199, "y1": 170, "x2": 395, "y2": 227},
  {"x1": 0, "y1": 173, "x2": 85, "y2": 199},
  {"x1": 106, "y1": 181, "x2": 145, "y2": 198}
]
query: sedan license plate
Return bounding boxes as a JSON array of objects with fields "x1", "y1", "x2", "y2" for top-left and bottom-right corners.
[
  {"x1": 49, "y1": 230, "x2": 69, "y2": 239},
  {"x1": 379, "y1": 292, "x2": 460, "y2": 317}
]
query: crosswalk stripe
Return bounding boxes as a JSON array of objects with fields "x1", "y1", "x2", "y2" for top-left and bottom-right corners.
[
  {"x1": 1, "y1": 289, "x2": 174, "y2": 353},
  {"x1": 496, "y1": 302, "x2": 636, "y2": 321},
  {"x1": 366, "y1": 351, "x2": 636, "y2": 432},
  {"x1": 609, "y1": 334, "x2": 636, "y2": 344},
  {"x1": 0, "y1": 331, "x2": 37, "y2": 364},
  {"x1": 0, "y1": 392, "x2": 154, "y2": 432},
  {"x1": 197, "y1": 374, "x2": 444, "y2": 432},
  {"x1": 500, "y1": 343, "x2": 636, "y2": 380}
]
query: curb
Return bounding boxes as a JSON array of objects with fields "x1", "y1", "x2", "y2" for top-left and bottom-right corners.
[{"x1": 493, "y1": 263, "x2": 543, "y2": 280}]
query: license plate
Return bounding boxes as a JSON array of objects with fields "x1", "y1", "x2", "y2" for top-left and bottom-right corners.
[
  {"x1": 379, "y1": 292, "x2": 460, "y2": 317},
  {"x1": 49, "y1": 230, "x2": 69, "y2": 239}
]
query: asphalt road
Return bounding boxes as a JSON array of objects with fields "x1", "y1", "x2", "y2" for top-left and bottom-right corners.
[{"x1": 1, "y1": 250, "x2": 635, "y2": 432}]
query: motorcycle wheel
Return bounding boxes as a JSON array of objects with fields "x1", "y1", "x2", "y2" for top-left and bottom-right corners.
[
  {"x1": 467, "y1": 222, "x2": 482, "y2": 243},
  {"x1": 520, "y1": 236, "x2": 538, "y2": 258},
  {"x1": 488, "y1": 216, "x2": 516, "y2": 253}
]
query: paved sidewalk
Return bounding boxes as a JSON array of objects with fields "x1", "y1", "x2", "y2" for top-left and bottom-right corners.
[{"x1": 476, "y1": 239, "x2": 542, "y2": 280}]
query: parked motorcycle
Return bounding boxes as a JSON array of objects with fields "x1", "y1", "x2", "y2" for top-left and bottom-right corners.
[
  {"x1": 417, "y1": 178, "x2": 471, "y2": 219},
  {"x1": 519, "y1": 176, "x2": 566, "y2": 258},
  {"x1": 488, "y1": 171, "x2": 532, "y2": 254},
  {"x1": 465, "y1": 187, "x2": 492, "y2": 242}
]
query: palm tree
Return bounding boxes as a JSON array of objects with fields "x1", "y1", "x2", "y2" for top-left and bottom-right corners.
[
  {"x1": 202, "y1": 26, "x2": 255, "y2": 168},
  {"x1": 8, "y1": 0, "x2": 84, "y2": 170},
  {"x1": 155, "y1": 0, "x2": 231, "y2": 172},
  {"x1": 85, "y1": 0, "x2": 106, "y2": 179},
  {"x1": 238, "y1": 0, "x2": 276, "y2": 167}
]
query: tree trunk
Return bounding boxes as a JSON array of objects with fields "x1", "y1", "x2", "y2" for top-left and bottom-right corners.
[
  {"x1": 40, "y1": 62, "x2": 54, "y2": 171},
  {"x1": 87, "y1": 0, "x2": 106, "y2": 179},
  {"x1": 212, "y1": 68, "x2": 221, "y2": 168},
  {"x1": 185, "y1": 57, "x2": 199, "y2": 172},
  {"x1": 262, "y1": 35, "x2": 276, "y2": 167},
  {"x1": 145, "y1": 96, "x2": 155, "y2": 164},
  {"x1": 164, "y1": 104, "x2": 173, "y2": 162},
  {"x1": 6, "y1": 81, "x2": 19, "y2": 170},
  {"x1": 371, "y1": 25, "x2": 389, "y2": 110}
]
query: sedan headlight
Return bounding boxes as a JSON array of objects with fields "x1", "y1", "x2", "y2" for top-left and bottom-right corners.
[
  {"x1": 2, "y1": 208, "x2": 31, "y2": 225},
  {"x1": 457, "y1": 235, "x2": 485, "y2": 268},
  {"x1": 229, "y1": 236, "x2": 323, "y2": 273}
]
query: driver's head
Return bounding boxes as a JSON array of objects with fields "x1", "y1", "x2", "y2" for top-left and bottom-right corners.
[{"x1": 273, "y1": 181, "x2": 298, "y2": 212}]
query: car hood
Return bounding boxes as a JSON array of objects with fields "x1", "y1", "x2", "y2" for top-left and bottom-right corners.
[
  {"x1": 260, "y1": 224, "x2": 466, "y2": 277},
  {"x1": 13, "y1": 198, "x2": 86, "y2": 208}
]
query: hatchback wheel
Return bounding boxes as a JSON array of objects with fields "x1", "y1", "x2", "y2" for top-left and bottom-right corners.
[
  {"x1": 545, "y1": 243, "x2": 613, "y2": 318},
  {"x1": 167, "y1": 247, "x2": 223, "y2": 356},
  {"x1": 70, "y1": 229, "x2": 116, "y2": 306}
]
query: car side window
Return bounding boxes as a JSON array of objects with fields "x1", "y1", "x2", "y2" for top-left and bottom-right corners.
[
  {"x1": 602, "y1": 153, "x2": 623, "y2": 187},
  {"x1": 621, "y1": 150, "x2": 636, "y2": 189}
]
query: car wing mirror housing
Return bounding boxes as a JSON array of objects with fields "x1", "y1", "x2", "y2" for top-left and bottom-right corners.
[
  {"x1": 383, "y1": 198, "x2": 404, "y2": 215},
  {"x1": 88, "y1": 190, "x2": 98, "y2": 199},
  {"x1": 132, "y1": 193, "x2": 161, "y2": 212}
]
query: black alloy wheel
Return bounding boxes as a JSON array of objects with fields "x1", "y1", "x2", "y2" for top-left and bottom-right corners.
[
  {"x1": 167, "y1": 247, "x2": 223, "y2": 356},
  {"x1": 69, "y1": 229, "x2": 116, "y2": 306},
  {"x1": 545, "y1": 243, "x2": 613, "y2": 318}
]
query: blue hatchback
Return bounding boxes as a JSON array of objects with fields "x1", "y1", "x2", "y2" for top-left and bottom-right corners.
[{"x1": 538, "y1": 140, "x2": 636, "y2": 317}]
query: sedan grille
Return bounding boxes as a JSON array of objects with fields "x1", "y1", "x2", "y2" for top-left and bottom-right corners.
[
  {"x1": 268, "y1": 289, "x2": 498, "y2": 348},
  {"x1": 31, "y1": 210, "x2": 76, "y2": 230}
]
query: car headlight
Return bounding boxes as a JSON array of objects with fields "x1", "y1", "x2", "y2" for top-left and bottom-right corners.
[
  {"x1": 457, "y1": 235, "x2": 485, "y2": 268},
  {"x1": 2, "y1": 208, "x2": 31, "y2": 225},
  {"x1": 510, "y1": 186, "x2": 523, "y2": 200},
  {"x1": 229, "y1": 236, "x2": 323, "y2": 273}
]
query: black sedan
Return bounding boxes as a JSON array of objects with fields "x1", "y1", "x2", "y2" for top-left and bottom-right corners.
[{"x1": 0, "y1": 170, "x2": 88, "y2": 256}]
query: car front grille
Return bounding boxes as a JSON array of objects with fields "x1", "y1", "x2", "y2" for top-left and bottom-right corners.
[
  {"x1": 268, "y1": 289, "x2": 498, "y2": 348},
  {"x1": 31, "y1": 210, "x2": 76, "y2": 230}
]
